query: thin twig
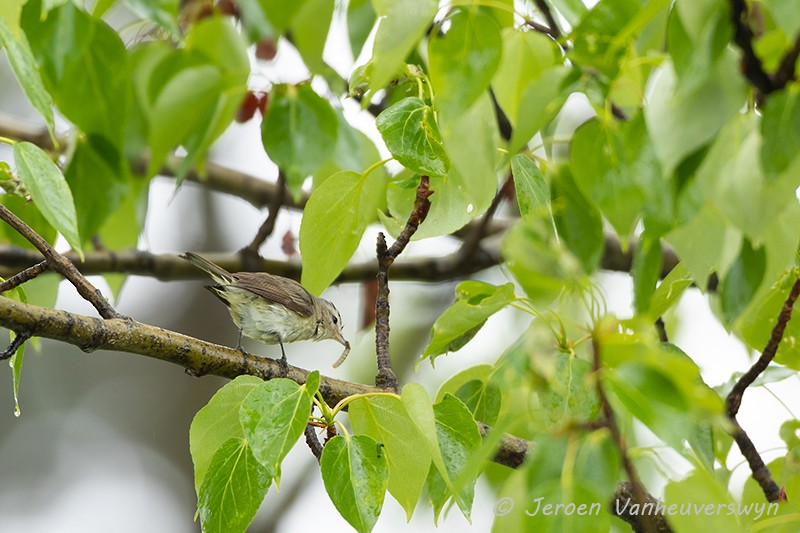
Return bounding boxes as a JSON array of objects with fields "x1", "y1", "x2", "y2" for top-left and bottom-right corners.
[
  {"x1": 655, "y1": 317, "x2": 668, "y2": 343},
  {"x1": 0, "y1": 205, "x2": 123, "y2": 319},
  {"x1": 240, "y1": 171, "x2": 286, "y2": 267},
  {"x1": 772, "y1": 34, "x2": 800, "y2": 90},
  {"x1": 304, "y1": 424, "x2": 323, "y2": 462},
  {"x1": 459, "y1": 175, "x2": 514, "y2": 260},
  {"x1": 729, "y1": 0, "x2": 774, "y2": 96},
  {"x1": 725, "y1": 276, "x2": 800, "y2": 503},
  {"x1": 533, "y1": 0, "x2": 562, "y2": 38},
  {"x1": 0, "y1": 260, "x2": 48, "y2": 293},
  {"x1": 375, "y1": 176, "x2": 433, "y2": 391},
  {"x1": 0, "y1": 330, "x2": 31, "y2": 360},
  {"x1": 592, "y1": 336, "x2": 661, "y2": 533}
]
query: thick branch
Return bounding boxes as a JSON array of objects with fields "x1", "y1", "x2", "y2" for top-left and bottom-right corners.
[
  {"x1": 611, "y1": 483, "x2": 673, "y2": 533},
  {"x1": 0, "y1": 232, "x2": 687, "y2": 288},
  {"x1": 0, "y1": 294, "x2": 376, "y2": 404},
  {"x1": 0, "y1": 295, "x2": 530, "y2": 469}
]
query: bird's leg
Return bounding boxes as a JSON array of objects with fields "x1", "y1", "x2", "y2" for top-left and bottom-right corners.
[
  {"x1": 278, "y1": 340, "x2": 289, "y2": 377},
  {"x1": 236, "y1": 329, "x2": 244, "y2": 351}
]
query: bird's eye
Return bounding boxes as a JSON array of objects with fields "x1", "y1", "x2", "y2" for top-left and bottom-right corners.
[{"x1": 332, "y1": 316, "x2": 338, "y2": 325}]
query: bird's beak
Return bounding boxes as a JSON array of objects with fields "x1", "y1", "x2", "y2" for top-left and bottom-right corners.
[{"x1": 332, "y1": 327, "x2": 348, "y2": 347}]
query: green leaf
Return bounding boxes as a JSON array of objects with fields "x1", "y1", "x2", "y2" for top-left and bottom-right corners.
[
  {"x1": 239, "y1": 378, "x2": 311, "y2": 485},
  {"x1": 454, "y1": 379, "x2": 501, "y2": 426},
  {"x1": 262, "y1": 84, "x2": 338, "y2": 195},
  {"x1": 551, "y1": 167, "x2": 604, "y2": 275},
  {"x1": 304, "y1": 370, "x2": 320, "y2": 397},
  {"x1": 376, "y1": 97, "x2": 450, "y2": 178},
  {"x1": 511, "y1": 154, "x2": 550, "y2": 222},
  {"x1": 262, "y1": 0, "x2": 307, "y2": 33},
  {"x1": 400, "y1": 384, "x2": 449, "y2": 484},
  {"x1": 21, "y1": 0, "x2": 131, "y2": 148},
  {"x1": 369, "y1": 0, "x2": 438, "y2": 91},
  {"x1": 502, "y1": 217, "x2": 586, "y2": 304},
  {"x1": 4, "y1": 283, "x2": 27, "y2": 417},
  {"x1": 321, "y1": 434, "x2": 389, "y2": 533},
  {"x1": 632, "y1": 232, "x2": 663, "y2": 315},
  {"x1": 427, "y1": 393, "x2": 481, "y2": 522},
  {"x1": 665, "y1": 205, "x2": 740, "y2": 290},
  {"x1": 65, "y1": 137, "x2": 130, "y2": 243},
  {"x1": 313, "y1": 109, "x2": 382, "y2": 188},
  {"x1": 346, "y1": 0, "x2": 375, "y2": 58},
  {"x1": 719, "y1": 238, "x2": 766, "y2": 327},
  {"x1": 382, "y1": 94, "x2": 498, "y2": 240},
  {"x1": 0, "y1": 18, "x2": 55, "y2": 140},
  {"x1": 13, "y1": 142, "x2": 82, "y2": 256},
  {"x1": 123, "y1": 0, "x2": 179, "y2": 36},
  {"x1": 0, "y1": 193, "x2": 56, "y2": 251},
  {"x1": 291, "y1": 0, "x2": 333, "y2": 74},
  {"x1": 663, "y1": 469, "x2": 742, "y2": 531},
  {"x1": 492, "y1": 28, "x2": 558, "y2": 132},
  {"x1": 422, "y1": 282, "x2": 516, "y2": 363},
  {"x1": 148, "y1": 63, "x2": 221, "y2": 176},
  {"x1": 97, "y1": 180, "x2": 147, "y2": 300},
  {"x1": 538, "y1": 354, "x2": 600, "y2": 425},
  {"x1": 761, "y1": 83, "x2": 800, "y2": 177},
  {"x1": 349, "y1": 396, "x2": 430, "y2": 520},
  {"x1": 438, "y1": 93, "x2": 499, "y2": 224},
  {"x1": 197, "y1": 438, "x2": 271, "y2": 533},
  {"x1": 761, "y1": 0, "x2": 800, "y2": 41},
  {"x1": 509, "y1": 65, "x2": 570, "y2": 154},
  {"x1": 696, "y1": 113, "x2": 798, "y2": 243},
  {"x1": 644, "y1": 58, "x2": 747, "y2": 174},
  {"x1": 428, "y1": 7, "x2": 502, "y2": 116},
  {"x1": 570, "y1": 118, "x2": 647, "y2": 239},
  {"x1": 177, "y1": 16, "x2": 249, "y2": 179},
  {"x1": 299, "y1": 170, "x2": 385, "y2": 295},
  {"x1": 570, "y1": 0, "x2": 641, "y2": 78},
  {"x1": 649, "y1": 262, "x2": 693, "y2": 318},
  {"x1": 190, "y1": 375, "x2": 263, "y2": 491},
  {"x1": 739, "y1": 276, "x2": 800, "y2": 370},
  {"x1": 601, "y1": 329, "x2": 724, "y2": 450},
  {"x1": 436, "y1": 365, "x2": 494, "y2": 403}
]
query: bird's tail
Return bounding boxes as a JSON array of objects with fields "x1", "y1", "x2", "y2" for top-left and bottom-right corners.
[{"x1": 180, "y1": 252, "x2": 235, "y2": 285}]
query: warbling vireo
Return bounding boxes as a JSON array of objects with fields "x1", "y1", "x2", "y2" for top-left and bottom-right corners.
[{"x1": 181, "y1": 252, "x2": 350, "y2": 368}]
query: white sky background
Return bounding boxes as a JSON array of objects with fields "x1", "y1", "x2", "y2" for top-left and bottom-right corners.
[{"x1": 0, "y1": 2, "x2": 798, "y2": 532}]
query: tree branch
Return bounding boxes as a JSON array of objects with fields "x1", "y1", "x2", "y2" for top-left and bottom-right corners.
[
  {"x1": 729, "y1": 0, "x2": 775, "y2": 95},
  {"x1": 593, "y1": 336, "x2": 663, "y2": 533},
  {"x1": 240, "y1": 170, "x2": 287, "y2": 267},
  {"x1": 0, "y1": 294, "x2": 531, "y2": 469},
  {"x1": 533, "y1": 0, "x2": 562, "y2": 39},
  {"x1": 0, "y1": 205, "x2": 123, "y2": 319},
  {"x1": 375, "y1": 176, "x2": 433, "y2": 391},
  {"x1": 0, "y1": 259, "x2": 48, "y2": 293},
  {"x1": 725, "y1": 276, "x2": 800, "y2": 503},
  {"x1": 0, "y1": 232, "x2": 687, "y2": 288}
]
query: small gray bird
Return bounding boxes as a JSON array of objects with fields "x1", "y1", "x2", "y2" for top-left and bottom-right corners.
[{"x1": 181, "y1": 252, "x2": 350, "y2": 368}]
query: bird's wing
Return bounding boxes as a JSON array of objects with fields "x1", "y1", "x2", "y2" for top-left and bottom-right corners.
[{"x1": 231, "y1": 272, "x2": 315, "y2": 317}]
